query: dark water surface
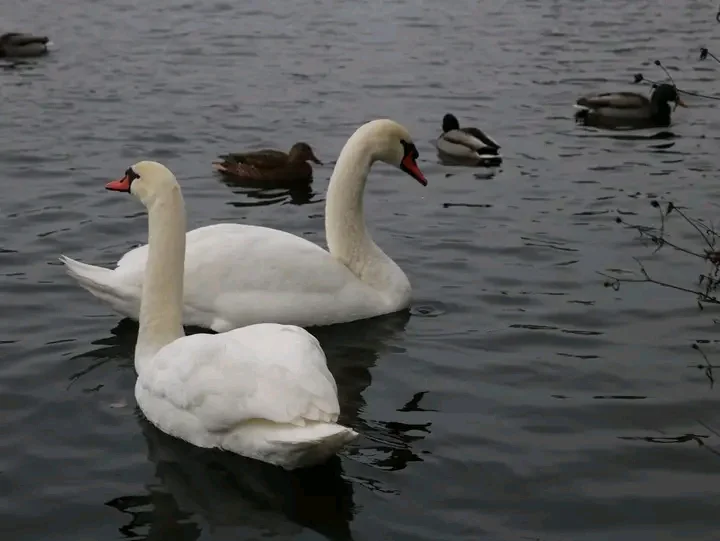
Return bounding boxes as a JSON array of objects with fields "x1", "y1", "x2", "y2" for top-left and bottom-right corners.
[{"x1": 3, "y1": 1, "x2": 720, "y2": 540}]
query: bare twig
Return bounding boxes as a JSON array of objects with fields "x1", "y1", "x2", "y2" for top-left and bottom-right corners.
[
  {"x1": 691, "y1": 343, "x2": 718, "y2": 388},
  {"x1": 598, "y1": 263, "x2": 720, "y2": 305},
  {"x1": 698, "y1": 420, "x2": 720, "y2": 439},
  {"x1": 602, "y1": 200, "x2": 720, "y2": 308}
]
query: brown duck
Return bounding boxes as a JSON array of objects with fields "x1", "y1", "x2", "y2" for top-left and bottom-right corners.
[{"x1": 213, "y1": 142, "x2": 322, "y2": 185}]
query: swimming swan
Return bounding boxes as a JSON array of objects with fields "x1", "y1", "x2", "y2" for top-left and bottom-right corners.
[{"x1": 98, "y1": 160, "x2": 358, "y2": 469}]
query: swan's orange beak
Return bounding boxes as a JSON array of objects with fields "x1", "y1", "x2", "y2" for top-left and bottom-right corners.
[
  {"x1": 106, "y1": 175, "x2": 132, "y2": 192},
  {"x1": 676, "y1": 97, "x2": 687, "y2": 108},
  {"x1": 401, "y1": 154, "x2": 427, "y2": 186}
]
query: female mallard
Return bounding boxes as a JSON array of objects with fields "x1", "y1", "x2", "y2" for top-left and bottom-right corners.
[
  {"x1": 435, "y1": 113, "x2": 502, "y2": 166},
  {"x1": 0, "y1": 33, "x2": 50, "y2": 58},
  {"x1": 574, "y1": 83, "x2": 686, "y2": 129},
  {"x1": 213, "y1": 142, "x2": 322, "y2": 186}
]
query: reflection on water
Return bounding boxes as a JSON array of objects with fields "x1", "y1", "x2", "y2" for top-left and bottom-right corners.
[
  {"x1": 107, "y1": 415, "x2": 355, "y2": 541},
  {"x1": 220, "y1": 182, "x2": 321, "y2": 208}
]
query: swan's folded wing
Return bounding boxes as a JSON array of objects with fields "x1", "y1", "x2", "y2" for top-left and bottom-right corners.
[
  {"x1": 182, "y1": 224, "x2": 362, "y2": 296},
  {"x1": 118, "y1": 223, "x2": 355, "y2": 293},
  {"x1": 110, "y1": 223, "x2": 379, "y2": 328},
  {"x1": 143, "y1": 328, "x2": 340, "y2": 434}
]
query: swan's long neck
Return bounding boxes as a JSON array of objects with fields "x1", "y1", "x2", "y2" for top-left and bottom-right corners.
[
  {"x1": 325, "y1": 136, "x2": 410, "y2": 304},
  {"x1": 135, "y1": 185, "x2": 186, "y2": 371}
]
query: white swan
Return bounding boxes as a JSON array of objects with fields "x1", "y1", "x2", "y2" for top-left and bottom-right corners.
[
  {"x1": 98, "y1": 160, "x2": 358, "y2": 469},
  {"x1": 60, "y1": 119, "x2": 427, "y2": 332}
]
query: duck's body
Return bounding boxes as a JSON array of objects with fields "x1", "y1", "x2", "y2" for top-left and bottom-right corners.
[
  {"x1": 0, "y1": 33, "x2": 50, "y2": 57},
  {"x1": 574, "y1": 84, "x2": 686, "y2": 129},
  {"x1": 92, "y1": 161, "x2": 357, "y2": 469},
  {"x1": 435, "y1": 113, "x2": 502, "y2": 166},
  {"x1": 213, "y1": 142, "x2": 322, "y2": 186},
  {"x1": 62, "y1": 119, "x2": 427, "y2": 332}
]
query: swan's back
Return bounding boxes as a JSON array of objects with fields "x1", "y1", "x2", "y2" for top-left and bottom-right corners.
[
  {"x1": 136, "y1": 324, "x2": 357, "y2": 468},
  {"x1": 115, "y1": 223, "x2": 386, "y2": 330}
]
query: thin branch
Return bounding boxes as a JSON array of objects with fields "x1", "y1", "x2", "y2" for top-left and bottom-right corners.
[
  {"x1": 597, "y1": 266, "x2": 720, "y2": 304},
  {"x1": 691, "y1": 343, "x2": 717, "y2": 388},
  {"x1": 605, "y1": 200, "x2": 720, "y2": 308},
  {"x1": 670, "y1": 203, "x2": 715, "y2": 250},
  {"x1": 698, "y1": 420, "x2": 720, "y2": 439}
]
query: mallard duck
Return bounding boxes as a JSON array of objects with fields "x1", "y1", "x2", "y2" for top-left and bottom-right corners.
[
  {"x1": 213, "y1": 142, "x2": 322, "y2": 186},
  {"x1": 0, "y1": 33, "x2": 50, "y2": 58},
  {"x1": 435, "y1": 113, "x2": 502, "y2": 166},
  {"x1": 574, "y1": 83, "x2": 687, "y2": 129}
]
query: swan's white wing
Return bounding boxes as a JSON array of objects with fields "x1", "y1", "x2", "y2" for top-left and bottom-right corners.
[
  {"x1": 114, "y1": 223, "x2": 379, "y2": 329},
  {"x1": 117, "y1": 223, "x2": 359, "y2": 293},
  {"x1": 140, "y1": 324, "x2": 340, "y2": 435}
]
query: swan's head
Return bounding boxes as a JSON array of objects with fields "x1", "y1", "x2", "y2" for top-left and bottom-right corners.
[
  {"x1": 106, "y1": 161, "x2": 179, "y2": 205},
  {"x1": 359, "y1": 119, "x2": 427, "y2": 186}
]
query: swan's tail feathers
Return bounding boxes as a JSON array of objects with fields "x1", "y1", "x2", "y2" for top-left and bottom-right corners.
[
  {"x1": 60, "y1": 255, "x2": 113, "y2": 290},
  {"x1": 224, "y1": 421, "x2": 359, "y2": 470},
  {"x1": 59, "y1": 255, "x2": 138, "y2": 318}
]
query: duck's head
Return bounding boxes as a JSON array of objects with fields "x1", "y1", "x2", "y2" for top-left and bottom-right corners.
[
  {"x1": 289, "y1": 142, "x2": 323, "y2": 165},
  {"x1": 653, "y1": 84, "x2": 686, "y2": 108},
  {"x1": 442, "y1": 113, "x2": 460, "y2": 133},
  {"x1": 106, "y1": 161, "x2": 178, "y2": 206}
]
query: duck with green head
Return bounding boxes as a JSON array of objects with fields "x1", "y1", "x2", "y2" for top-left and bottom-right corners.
[
  {"x1": 574, "y1": 83, "x2": 687, "y2": 129},
  {"x1": 213, "y1": 142, "x2": 323, "y2": 186},
  {"x1": 435, "y1": 113, "x2": 502, "y2": 166}
]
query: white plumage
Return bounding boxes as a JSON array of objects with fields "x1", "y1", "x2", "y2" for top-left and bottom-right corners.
[
  {"x1": 134, "y1": 324, "x2": 356, "y2": 469},
  {"x1": 61, "y1": 223, "x2": 397, "y2": 332},
  {"x1": 67, "y1": 159, "x2": 362, "y2": 469}
]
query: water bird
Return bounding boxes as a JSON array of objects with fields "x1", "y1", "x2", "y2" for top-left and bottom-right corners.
[
  {"x1": 574, "y1": 83, "x2": 686, "y2": 129},
  {"x1": 91, "y1": 161, "x2": 357, "y2": 468},
  {"x1": 213, "y1": 142, "x2": 322, "y2": 186},
  {"x1": 61, "y1": 119, "x2": 427, "y2": 331},
  {"x1": 0, "y1": 32, "x2": 50, "y2": 57},
  {"x1": 435, "y1": 113, "x2": 502, "y2": 166}
]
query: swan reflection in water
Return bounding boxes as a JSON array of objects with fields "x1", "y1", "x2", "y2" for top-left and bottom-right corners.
[
  {"x1": 106, "y1": 413, "x2": 354, "y2": 540},
  {"x1": 70, "y1": 310, "x2": 433, "y2": 540}
]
